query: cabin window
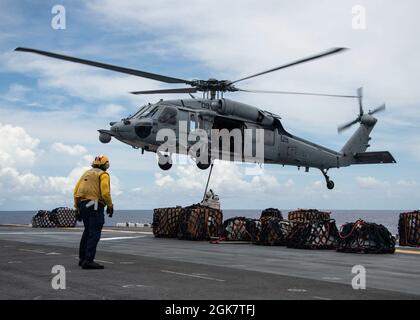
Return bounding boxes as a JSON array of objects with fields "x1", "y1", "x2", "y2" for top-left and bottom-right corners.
[
  {"x1": 190, "y1": 114, "x2": 198, "y2": 131},
  {"x1": 264, "y1": 130, "x2": 275, "y2": 145},
  {"x1": 158, "y1": 107, "x2": 177, "y2": 124}
]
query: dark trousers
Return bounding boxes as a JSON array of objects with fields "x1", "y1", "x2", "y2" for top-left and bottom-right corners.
[{"x1": 78, "y1": 201, "x2": 105, "y2": 262}]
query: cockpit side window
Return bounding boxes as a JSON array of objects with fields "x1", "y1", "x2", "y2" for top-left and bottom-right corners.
[
  {"x1": 158, "y1": 106, "x2": 177, "y2": 124},
  {"x1": 144, "y1": 107, "x2": 159, "y2": 118},
  {"x1": 130, "y1": 105, "x2": 152, "y2": 119}
]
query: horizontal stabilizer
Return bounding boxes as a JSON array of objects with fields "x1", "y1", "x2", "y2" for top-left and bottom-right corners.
[{"x1": 354, "y1": 151, "x2": 396, "y2": 164}]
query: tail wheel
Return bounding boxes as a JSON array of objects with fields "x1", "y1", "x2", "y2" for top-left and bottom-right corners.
[{"x1": 327, "y1": 180, "x2": 335, "y2": 190}]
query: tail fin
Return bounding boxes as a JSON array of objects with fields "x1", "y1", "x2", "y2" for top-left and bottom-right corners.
[
  {"x1": 340, "y1": 119, "x2": 396, "y2": 165},
  {"x1": 340, "y1": 120, "x2": 375, "y2": 156},
  {"x1": 338, "y1": 88, "x2": 385, "y2": 160}
]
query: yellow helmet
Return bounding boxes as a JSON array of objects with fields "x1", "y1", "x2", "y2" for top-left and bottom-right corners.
[{"x1": 92, "y1": 154, "x2": 110, "y2": 167}]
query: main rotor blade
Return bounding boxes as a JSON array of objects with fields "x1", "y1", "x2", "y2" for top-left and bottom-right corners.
[
  {"x1": 337, "y1": 118, "x2": 359, "y2": 133},
  {"x1": 238, "y1": 88, "x2": 357, "y2": 98},
  {"x1": 230, "y1": 47, "x2": 348, "y2": 85},
  {"x1": 369, "y1": 104, "x2": 386, "y2": 115},
  {"x1": 131, "y1": 88, "x2": 197, "y2": 95},
  {"x1": 15, "y1": 47, "x2": 190, "y2": 84}
]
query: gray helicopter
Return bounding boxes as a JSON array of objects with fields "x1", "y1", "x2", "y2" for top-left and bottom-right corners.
[{"x1": 15, "y1": 47, "x2": 396, "y2": 189}]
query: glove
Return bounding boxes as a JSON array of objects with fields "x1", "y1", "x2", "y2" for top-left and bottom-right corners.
[
  {"x1": 75, "y1": 208, "x2": 82, "y2": 222},
  {"x1": 107, "y1": 206, "x2": 114, "y2": 218}
]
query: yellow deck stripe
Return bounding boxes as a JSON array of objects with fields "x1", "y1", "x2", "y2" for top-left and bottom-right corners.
[{"x1": 396, "y1": 249, "x2": 420, "y2": 255}]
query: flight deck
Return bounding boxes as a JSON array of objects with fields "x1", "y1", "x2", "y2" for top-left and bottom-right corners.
[{"x1": 0, "y1": 225, "x2": 419, "y2": 300}]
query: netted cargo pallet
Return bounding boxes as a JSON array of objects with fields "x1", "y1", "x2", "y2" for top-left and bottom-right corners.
[
  {"x1": 288, "y1": 209, "x2": 330, "y2": 222},
  {"x1": 223, "y1": 217, "x2": 260, "y2": 241},
  {"x1": 177, "y1": 204, "x2": 223, "y2": 241},
  {"x1": 286, "y1": 219, "x2": 338, "y2": 250},
  {"x1": 337, "y1": 220, "x2": 396, "y2": 254},
  {"x1": 32, "y1": 210, "x2": 56, "y2": 228},
  {"x1": 32, "y1": 208, "x2": 77, "y2": 228},
  {"x1": 260, "y1": 208, "x2": 283, "y2": 221},
  {"x1": 254, "y1": 217, "x2": 291, "y2": 246},
  {"x1": 50, "y1": 207, "x2": 77, "y2": 227},
  {"x1": 152, "y1": 206, "x2": 183, "y2": 238},
  {"x1": 398, "y1": 211, "x2": 420, "y2": 247}
]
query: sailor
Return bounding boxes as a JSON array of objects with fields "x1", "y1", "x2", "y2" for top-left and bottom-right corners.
[{"x1": 73, "y1": 154, "x2": 114, "y2": 269}]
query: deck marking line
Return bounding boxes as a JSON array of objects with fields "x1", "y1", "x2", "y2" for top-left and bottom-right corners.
[
  {"x1": 95, "y1": 259, "x2": 114, "y2": 264},
  {"x1": 102, "y1": 229, "x2": 153, "y2": 235},
  {"x1": 161, "y1": 269, "x2": 225, "y2": 282},
  {"x1": 19, "y1": 249, "x2": 46, "y2": 254},
  {"x1": 122, "y1": 284, "x2": 146, "y2": 288},
  {"x1": 322, "y1": 277, "x2": 342, "y2": 281},
  {"x1": 100, "y1": 236, "x2": 145, "y2": 241},
  {"x1": 313, "y1": 296, "x2": 332, "y2": 300},
  {"x1": 0, "y1": 232, "x2": 81, "y2": 236},
  {"x1": 396, "y1": 249, "x2": 420, "y2": 255},
  {"x1": 287, "y1": 288, "x2": 307, "y2": 293}
]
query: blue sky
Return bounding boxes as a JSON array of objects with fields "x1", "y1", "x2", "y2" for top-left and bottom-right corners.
[{"x1": 0, "y1": 0, "x2": 419, "y2": 210}]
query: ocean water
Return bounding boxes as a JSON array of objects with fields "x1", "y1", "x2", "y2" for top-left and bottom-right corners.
[{"x1": 0, "y1": 209, "x2": 407, "y2": 235}]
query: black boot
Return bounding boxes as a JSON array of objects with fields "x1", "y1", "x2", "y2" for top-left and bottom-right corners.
[
  {"x1": 78, "y1": 259, "x2": 84, "y2": 267},
  {"x1": 82, "y1": 261, "x2": 104, "y2": 269}
]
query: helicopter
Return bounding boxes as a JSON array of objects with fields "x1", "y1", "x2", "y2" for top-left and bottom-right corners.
[{"x1": 14, "y1": 47, "x2": 396, "y2": 190}]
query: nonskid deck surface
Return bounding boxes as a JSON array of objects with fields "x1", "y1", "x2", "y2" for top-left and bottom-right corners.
[{"x1": 0, "y1": 225, "x2": 419, "y2": 300}]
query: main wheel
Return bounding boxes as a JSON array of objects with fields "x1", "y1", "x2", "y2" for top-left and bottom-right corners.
[
  {"x1": 158, "y1": 154, "x2": 172, "y2": 171},
  {"x1": 327, "y1": 180, "x2": 335, "y2": 190},
  {"x1": 196, "y1": 160, "x2": 211, "y2": 170}
]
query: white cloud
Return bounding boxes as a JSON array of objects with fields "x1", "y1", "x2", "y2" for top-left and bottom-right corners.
[
  {"x1": 86, "y1": 0, "x2": 420, "y2": 137},
  {"x1": 0, "y1": 83, "x2": 31, "y2": 102},
  {"x1": 100, "y1": 104, "x2": 126, "y2": 117},
  {"x1": 51, "y1": 142, "x2": 87, "y2": 156},
  {"x1": 153, "y1": 161, "x2": 283, "y2": 196},
  {"x1": 1, "y1": 50, "x2": 158, "y2": 106},
  {"x1": 356, "y1": 176, "x2": 389, "y2": 189},
  {"x1": 0, "y1": 122, "x2": 124, "y2": 209},
  {"x1": 0, "y1": 122, "x2": 39, "y2": 168},
  {"x1": 397, "y1": 180, "x2": 417, "y2": 187}
]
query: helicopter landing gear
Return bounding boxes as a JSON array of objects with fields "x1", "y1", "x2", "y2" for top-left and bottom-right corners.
[
  {"x1": 321, "y1": 169, "x2": 335, "y2": 190},
  {"x1": 194, "y1": 149, "x2": 211, "y2": 170},
  {"x1": 196, "y1": 155, "x2": 212, "y2": 170},
  {"x1": 158, "y1": 153, "x2": 172, "y2": 171},
  {"x1": 197, "y1": 161, "x2": 211, "y2": 170}
]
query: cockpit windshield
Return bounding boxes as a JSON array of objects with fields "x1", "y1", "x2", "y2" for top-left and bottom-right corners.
[{"x1": 129, "y1": 104, "x2": 157, "y2": 119}]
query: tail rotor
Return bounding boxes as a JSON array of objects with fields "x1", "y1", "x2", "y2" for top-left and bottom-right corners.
[{"x1": 338, "y1": 87, "x2": 386, "y2": 133}]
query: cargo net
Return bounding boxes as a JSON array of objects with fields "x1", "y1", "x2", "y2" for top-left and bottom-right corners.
[
  {"x1": 223, "y1": 217, "x2": 260, "y2": 241},
  {"x1": 398, "y1": 212, "x2": 420, "y2": 247},
  {"x1": 337, "y1": 220, "x2": 396, "y2": 254},
  {"x1": 178, "y1": 204, "x2": 223, "y2": 241},
  {"x1": 286, "y1": 219, "x2": 339, "y2": 250},
  {"x1": 32, "y1": 207, "x2": 77, "y2": 228},
  {"x1": 152, "y1": 207, "x2": 183, "y2": 238},
  {"x1": 288, "y1": 209, "x2": 330, "y2": 222},
  {"x1": 254, "y1": 217, "x2": 291, "y2": 246},
  {"x1": 260, "y1": 208, "x2": 283, "y2": 221}
]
